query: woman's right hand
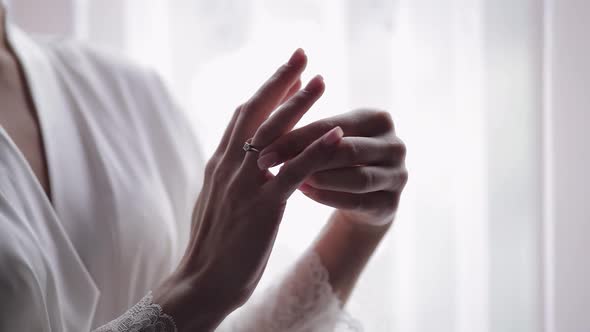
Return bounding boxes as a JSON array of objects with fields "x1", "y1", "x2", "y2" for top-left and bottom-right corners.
[{"x1": 153, "y1": 49, "x2": 345, "y2": 331}]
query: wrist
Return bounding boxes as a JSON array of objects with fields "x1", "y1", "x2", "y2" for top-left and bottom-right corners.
[
  {"x1": 332, "y1": 209, "x2": 393, "y2": 235},
  {"x1": 153, "y1": 270, "x2": 231, "y2": 332}
]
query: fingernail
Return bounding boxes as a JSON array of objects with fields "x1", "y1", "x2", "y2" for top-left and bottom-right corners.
[
  {"x1": 304, "y1": 75, "x2": 324, "y2": 93},
  {"x1": 257, "y1": 152, "x2": 279, "y2": 170},
  {"x1": 288, "y1": 48, "x2": 305, "y2": 66},
  {"x1": 322, "y1": 126, "x2": 343, "y2": 146}
]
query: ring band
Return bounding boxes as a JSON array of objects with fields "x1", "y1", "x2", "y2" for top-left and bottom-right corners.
[{"x1": 243, "y1": 141, "x2": 261, "y2": 153}]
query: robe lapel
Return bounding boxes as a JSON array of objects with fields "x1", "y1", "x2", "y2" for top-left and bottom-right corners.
[{"x1": 4, "y1": 22, "x2": 100, "y2": 331}]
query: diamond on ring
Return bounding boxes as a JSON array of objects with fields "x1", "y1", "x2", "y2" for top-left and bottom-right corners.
[{"x1": 243, "y1": 141, "x2": 260, "y2": 153}]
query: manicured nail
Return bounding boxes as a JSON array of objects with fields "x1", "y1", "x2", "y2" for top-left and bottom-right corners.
[
  {"x1": 257, "y1": 152, "x2": 279, "y2": 170},
  {"x1": 322, "y1": 126, "x2": 343, "y2": 145},
  {"x1": 304, "y1": 75, "x2": 325, "y2": 93},
  {"x1": 288, "y1": 48, "x2": 305, "y2": 66}
]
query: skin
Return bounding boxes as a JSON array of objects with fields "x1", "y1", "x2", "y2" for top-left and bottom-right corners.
[
  {"x1": 155, "y1": 50, "x2": 407, "y2": 330},
  {"x1": 0, "y1": 6, "x2": 52, "y2": 200},
  {"x1": 262, "y1": 108, "x2": 407, "y2": 302},
  {"x1": 0, "y1": 5, "x2": 407, "y2": 331}
]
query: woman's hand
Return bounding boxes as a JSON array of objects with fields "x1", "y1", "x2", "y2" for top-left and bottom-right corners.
[
  {"x1": 153, "y1": 49, "x2": 345, "y2": 331},
  {"x1": 257, "y1": 109, "x2": 408, "y2": 227}
]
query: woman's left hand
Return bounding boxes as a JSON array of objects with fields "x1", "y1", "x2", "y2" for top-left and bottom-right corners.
[{"x1": 256, "y1": 109, "x2": 408, "y2": 226}]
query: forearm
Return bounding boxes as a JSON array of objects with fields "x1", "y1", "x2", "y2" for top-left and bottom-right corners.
[{"x1": 311, "y1": 210, "x2": 392, "y2": 304}]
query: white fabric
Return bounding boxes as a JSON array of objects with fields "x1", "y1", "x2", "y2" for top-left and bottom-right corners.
[
  {"x1": 0, "y1": 23, "x2": 358, "y2": 331},
  {"x1": 93, "y1": 293, "x2": 177, "y2": 332},
  {"x1": 4, "y1": 1, "x2": 548, "y2": 330},
  {"x1": 218, "y1": 251, "x2": 361, "y2": 332},
  {"x1": 93, "y1": 251, "x2": 361, "y2": 332}
]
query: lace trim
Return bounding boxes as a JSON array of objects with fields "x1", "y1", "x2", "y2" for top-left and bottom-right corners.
[
  {"x1": 94, "y1": 251, "x2": 362, "y2": 332},
  {"x1": 273, "y1": 251, "x2": 362, "y2": 332},
  {"x1": 223, "y1": 250, "x2": 363, "y2": 332},
  {"x1": 93, "y1": 292, "x2": 177, "y2": 332}
]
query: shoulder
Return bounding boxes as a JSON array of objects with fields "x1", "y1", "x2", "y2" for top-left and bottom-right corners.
[
  {"x1": 39, "y1": 36, "x2": 152, "y2": 87},
  {"x1": 34, "y1": 36, "x2": 204, "y2": 214},
  {"x1": 32, "y1": 36, "x2": 168, "y2": 128},
  {"x1": 36, "y1": 36, "x2": 205, "y2": 217},
  {"x1": 36, "y1": 36, "x2": 197, "y2": 150}
]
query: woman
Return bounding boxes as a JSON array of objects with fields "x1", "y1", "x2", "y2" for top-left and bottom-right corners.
[{"x1": 0, "y1": 4, "x2": 407, "y2": 331}]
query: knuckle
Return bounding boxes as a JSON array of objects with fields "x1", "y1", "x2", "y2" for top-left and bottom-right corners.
[
  {"x1": 399, "y1": 168, "x2": 409, "y2": 188},
  {"x1": 354, "y1": 194, "x2": 365, "y2": 211},
  {"x1": 374, "y1": 110, "x2": 394, "y2": 130},
  {"x1": 385, "y1": 139, "x2": 406, "y2": 162},
  {"x1": 315, "y1": 120, "x2": 336, "y2": 135},
  {"x1": 296, "y1": 88, "x2": 314, "y2": 100},
  {"x1": 232, "y1": 104, "x2": 247, "y2": 120},
  {"x1": 235, "y1": 104, "x2": 246, "y2": 115},
  {"x1": 277, "y1": 64, "x2": 292, "y2": 77},
  {"x1": 241, "y1": 99, "x2": 255, "y2": 115},
  {"x1": 384, "y1": 141, "x2": 398, "y2": 156},
  {"x1": 353, "y1": 108, "x2": 373, "y2": 118},
  {"x1": 397, "y1": 140, "x2": 407, "y2": 159},
  {"x1": 254, "y1": 123, "x2": 272, "y2": 142},
  {"x1": 204, "y1": 157, "x2": 219, "y2": 178},
  {"x1": 212, "y1": 162, "x2": 234, "y2": 184},
  {"x1": 318, "y1": 143, "x2": 339, "y2": 163},
  {"x1": 361, "y1": 168, "x2": 375, "y2": 191},
  {"x1": 266, "y1": 76, "x2": 281, "y2": 91},
  {"x1": 265, "y1": 66, "x2": 290, "y2": 87},
  {"x1": 285, "y1": 91, "x2": 310, "y2": 109},
  {"x1": 357, "y1": 108, "x2": 395, "y2": 133},
  {"x1": 341, "y1": 141, "x2": 359, "y2": 163}
]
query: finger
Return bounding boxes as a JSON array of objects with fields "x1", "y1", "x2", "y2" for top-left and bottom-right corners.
[
  {"x1": 255, "y1": 75, "x2": 324, "y2": 147},
  {"x1": 258, "y1": 109, "x2": 395, "y2": 163},
  {"x1": 229, "y1": 49, "x2": 307, "y2": 152},
  {"x1": 237, "y1": 77, "x2": 322, "y2": 183},
  {"x1": 299, "y1": 187, "x2": 400, "y2": 218},
  {"x1": 263, "y1": 126, "x2": 343, "y2": 200},
  {"x1": 280, "y1": 79, "x2": 302, "y2": 105},
  {"x1": 252, "y1": 75, "x2": 325, "y2": 170},
  {"x1": 330, "y1": 137, "x2": 405, "y2": 167},
  {"x1": 214, "y1": 104, "x2": 242, "y2": 155},
  {"x1": 304, "y1": 166, "x2": 407, "y2": 194},
  {"x1": 247, "y1": 49, "x2": 306, "y2": 114},
  {"x1": 260, "y1": 136, "x2": 404, "y2": 172}
]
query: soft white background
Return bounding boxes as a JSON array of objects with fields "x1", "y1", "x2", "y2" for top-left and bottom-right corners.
[{"x1": 6, "y1": 0, "x2": 589, "y2": 331}]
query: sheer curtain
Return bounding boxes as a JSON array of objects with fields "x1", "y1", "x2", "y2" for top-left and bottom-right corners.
[{"x1": 8, "y1": 0, "x2": 544, "y2": 331}]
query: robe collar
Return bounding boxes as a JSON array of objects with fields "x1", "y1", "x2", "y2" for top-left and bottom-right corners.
[
  {"x1": 6, "y1": 23, "x2": 60, "y2": 194},
  {"x1": 4, "y1": 20, "x2": 100, "y2": 330}
]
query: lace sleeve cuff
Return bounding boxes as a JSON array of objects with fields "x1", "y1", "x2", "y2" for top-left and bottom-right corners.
[
  {"x1": 266, "y1": 250, "x2": 362, "y2": 331},
  {"x1": 219, "y1": 250, "x2": 363, "y2": 332},
  {"x1": 93, "y1": 250, "x2": 362, "y2": 332},
  {"x1": 93, "y1": 292, "x2": 177, "y2": 332}
]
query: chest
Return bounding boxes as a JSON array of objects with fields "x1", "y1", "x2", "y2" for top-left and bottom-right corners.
[
  {"x1": 0, "y1": 52, "x2": 51, "y2": 200},
  {"x1": 1, "y1": 49, "x2": 178, "y2": 309}
]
